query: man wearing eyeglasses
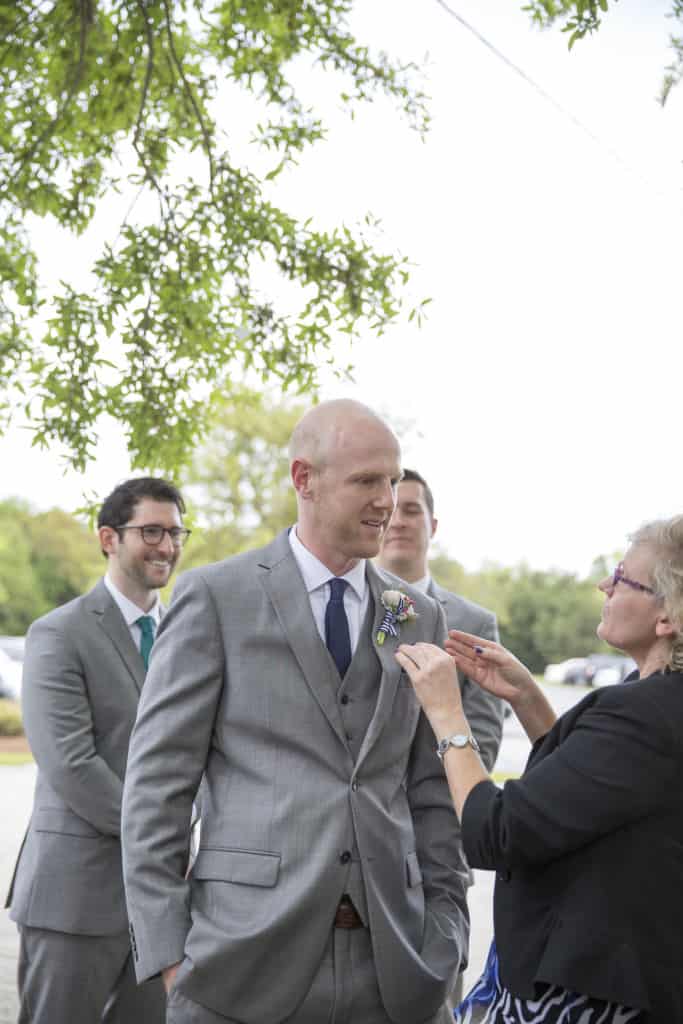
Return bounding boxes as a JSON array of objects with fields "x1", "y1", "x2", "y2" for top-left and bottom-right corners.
[{"x1": 7, "y1": 476, "x2": 188, "y2": 1024}]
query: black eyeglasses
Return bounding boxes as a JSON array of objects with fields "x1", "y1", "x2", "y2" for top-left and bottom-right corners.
[
  {"x1": 116, "y1": 525, "x2": 192, "y2": 547},
  {"x1": 609, "y1": 563, "x2": 655, "y2": 595}
]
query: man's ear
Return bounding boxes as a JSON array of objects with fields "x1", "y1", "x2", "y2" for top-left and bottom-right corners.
[
  {"x1": 98, "y1": 525, "x2": 118, "y2": 557},
  {"x1": 430, "y1": 516, "x2": 438, "y2": 541},
  {"x1": 291, "y1": 459, "x2": 315, "y2": 499}
]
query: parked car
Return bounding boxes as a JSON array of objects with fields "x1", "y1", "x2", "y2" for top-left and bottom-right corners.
[
  {"x1": 590, "y1": 655, "x2": 637, "y2": 687},
  {"x1": 544, "y1": 657, "x2": 588, "y2": 685},
  {"x1": 0, "y1": 647, "x2": 22, "y2": 701},
  {"x1": 583, "y1": 653, "x2": 635, "y2": 687},
  {"x1": 0, "y1": 635, "x2": 25, "y2": 662}
]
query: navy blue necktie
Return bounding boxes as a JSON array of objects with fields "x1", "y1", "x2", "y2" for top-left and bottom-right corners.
[{"x1": 325, "y1": 578, "x2": 352, "y2": 678}]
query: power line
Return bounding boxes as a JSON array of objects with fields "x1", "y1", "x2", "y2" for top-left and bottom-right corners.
[{"x1": 434, "y1": 0, "x2": 683, "y2": 205}]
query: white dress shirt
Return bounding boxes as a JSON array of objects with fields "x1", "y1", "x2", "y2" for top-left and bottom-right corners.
[
  {"x1": 103, "y1": 574, "x2": 162, "y2": 655},
  {"x1": 288, "y1": 528, "x2": 369, "y2": 654}
]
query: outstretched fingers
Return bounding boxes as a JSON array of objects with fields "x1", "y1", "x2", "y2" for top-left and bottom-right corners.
[
  {"x1": 446, "y1": 630, "x2": 506, "y2": 664},
  {"x1": 445, "y1": 630, "x2": 491, "y2": 674}
]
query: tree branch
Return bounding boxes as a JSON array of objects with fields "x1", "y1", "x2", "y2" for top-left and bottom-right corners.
[
  {"x1": 132, "y1": 0, "x2": 155, "y2": 155},
  {"x1": 161, "y1": 0, "x2": 215, "y2": 189},
  {"x1": 13, "y1": 0, "x2": 90, "y2": 172},
  {"x1": 129, "y1": 0, "x2": 167, "y2": 201}
]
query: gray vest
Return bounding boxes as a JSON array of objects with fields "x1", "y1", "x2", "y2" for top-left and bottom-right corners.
[{"x1": 332, "y1": 598, "x2": 382, "y2": 923}]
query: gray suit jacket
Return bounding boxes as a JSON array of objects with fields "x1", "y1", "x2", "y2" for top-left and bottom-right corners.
[
  {"x1": 7, "y1": 579, "x2": 148, "y2": 935},
  {"x1": 428, "y1": 581, "x2": 504, "y2": 773},
  {"x1": 122, "y1": 531, "x2": 469, "y2": 1024}
]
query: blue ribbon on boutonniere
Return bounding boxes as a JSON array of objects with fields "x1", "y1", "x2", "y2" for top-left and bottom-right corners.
[{"x1": 376, "y1": 589, "x2": 418, "y2": 646}]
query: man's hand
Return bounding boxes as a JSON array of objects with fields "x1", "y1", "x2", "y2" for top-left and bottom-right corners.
[{"x1": 162, "y1": 961, "x2": 182, "y2": 995}]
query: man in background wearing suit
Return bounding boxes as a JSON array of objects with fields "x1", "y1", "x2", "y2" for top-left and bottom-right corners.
[
  {"x1": 7, "y1": 476, "x2": 189, "y2": 1024},
  {"x1": 377, "y1": 467, "x2": 504, "y2": 1004},
  {"x1": 122, "y1": 400, "x2": 469, "y2": 1024}
]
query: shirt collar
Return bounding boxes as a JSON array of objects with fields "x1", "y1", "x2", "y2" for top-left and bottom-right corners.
[
  {"x1": 289, "y1": 527, "x2": 367, "y2": 602},
  {"x1": 103, "y1": 573, "x2": 162, "y2": 627},
  {"x1": 410, "y1": 573, "x2": 432, "y2": 595}
]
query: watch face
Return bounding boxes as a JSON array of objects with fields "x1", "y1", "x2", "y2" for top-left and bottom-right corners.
[{"x1": 437, "y1": 733, "x2": 479, "y2": 759}]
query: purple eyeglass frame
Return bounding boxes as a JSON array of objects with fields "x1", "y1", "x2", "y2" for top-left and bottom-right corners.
[{"x1": 610, "y1": 563, "x2": 655, "y2": 595}]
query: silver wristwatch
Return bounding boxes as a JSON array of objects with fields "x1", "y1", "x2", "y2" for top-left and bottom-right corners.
[{"x1": 436, "y1": 733, "x2": 481, "y2": 760}]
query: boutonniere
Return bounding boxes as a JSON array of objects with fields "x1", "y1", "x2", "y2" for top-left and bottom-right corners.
[{"x1": 376, "y1": 589, "x2": 418, "y2": 645}]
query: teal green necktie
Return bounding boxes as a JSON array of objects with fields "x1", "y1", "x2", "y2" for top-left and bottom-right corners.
[{"x1": 136, "y1": 615, "x2": 156, "y2": 671}]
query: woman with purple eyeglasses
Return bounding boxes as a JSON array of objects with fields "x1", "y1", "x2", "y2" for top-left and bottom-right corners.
[{"x1": 396, "y1": 515, "x2": 683, "y2": 1023}]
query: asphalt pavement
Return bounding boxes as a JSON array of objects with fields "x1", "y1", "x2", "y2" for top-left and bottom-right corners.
[{"x1": 0, "y1": 683, "x2": 586, "y2": 1023}]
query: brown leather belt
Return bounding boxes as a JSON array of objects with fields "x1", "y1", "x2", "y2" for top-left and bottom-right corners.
[{"x1": 334, "y1": 896, "x2": 363, "y2": 929}]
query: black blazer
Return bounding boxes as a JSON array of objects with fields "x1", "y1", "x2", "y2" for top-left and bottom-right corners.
[{"x1": 462, "y1": 670, "x2": 683, "y2": 1021}]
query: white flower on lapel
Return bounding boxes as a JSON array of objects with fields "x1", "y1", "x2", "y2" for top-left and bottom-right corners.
[{"x1": 376, "y1": 590, "x2": 418, "y2": 646}]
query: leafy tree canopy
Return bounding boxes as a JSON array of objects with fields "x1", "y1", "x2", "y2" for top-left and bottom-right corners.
[
  {"x1": 0, "y1": 498, "x2": 101, "y2": 632},
  {"x1": 431, "y1": 554, "x2": 608, "y2": 673},
  {"x1": 0, "y1": 1, "x2": 427, "y2": 475},
  {"x1": 180, "y1": 385, "x2": 302, "y2": 566}
]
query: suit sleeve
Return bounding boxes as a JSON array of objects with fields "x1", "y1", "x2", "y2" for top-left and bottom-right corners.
[
  {"x1": 21, "y1": 617, "x2": 124, "y2": 836},
  {"x1": 407, "y1": 602, "x2": 470, "y2": 978},
  {"x1": 456, "y1": 608, "x2": 504, "y2": 771},
  {"x1": 462, "y1": 687, "x2": 677, "y2": 872},
  {"x1": 122, "y1": 570, "x2": 225, "y2": 982}
]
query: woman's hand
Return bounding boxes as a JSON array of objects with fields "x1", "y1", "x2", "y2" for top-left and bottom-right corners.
[
  {"x1": 445, "y1": 630, "x2": 557, "y2": 743},
  {"x1": 396, "y1": 642, "x2": 487, "y2": 820},
  {"x1": 445, "y1": 630, "x2": 536, "y2": 706},
  {"x1": 395, "y1": 642, "x2": 464, "y2": 733}
]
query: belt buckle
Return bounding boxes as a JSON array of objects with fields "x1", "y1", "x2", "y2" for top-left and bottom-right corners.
[{"x1": 335, "y1": 896, "x2": 362, "y2": 929}]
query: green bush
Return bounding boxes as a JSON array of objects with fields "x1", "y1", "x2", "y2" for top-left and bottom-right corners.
[{"x1": 0, "y1": 699, "x2": 24, "y2": 736}]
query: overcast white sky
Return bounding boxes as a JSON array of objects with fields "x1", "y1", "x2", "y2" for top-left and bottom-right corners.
[{"x1": 1, "y1": 0, "x2": 681, "y2": 575}]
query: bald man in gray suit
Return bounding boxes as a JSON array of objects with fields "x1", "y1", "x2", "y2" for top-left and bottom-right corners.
[
  {"x1": 6, "y1": 477, "x2": 188, "y2": 1024},
  {"x1": 122, "y1": 401, "x2": 469, "y2": 1024}
]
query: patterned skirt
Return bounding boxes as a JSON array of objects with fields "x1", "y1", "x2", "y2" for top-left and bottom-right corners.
[{"x1": 454, "y1": 941, "x2": 646, "y2": 1024}]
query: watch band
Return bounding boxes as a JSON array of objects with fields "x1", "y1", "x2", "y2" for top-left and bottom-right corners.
[{"x1": 436, "y1": 733, "x2": 481, "y2": 760}]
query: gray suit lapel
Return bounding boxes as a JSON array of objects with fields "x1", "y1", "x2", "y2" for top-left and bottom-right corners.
[
  {"x1": 258, "y1": 534, "x2": 349, "y2": 750},
  {"x1": 86, "y1": 579, "x2": 145, "y2": 694},
  {"x1": 428, "y1": 578, "x2": 447, "y2": 609},
  {"x1": 355, "y1": 564, "x2": 406, "y2": 768},
  {"x1": 428, "y1": 579, "x2": 464, "y2": 686}
]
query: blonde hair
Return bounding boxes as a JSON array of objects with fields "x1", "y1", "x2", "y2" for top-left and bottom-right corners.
[{"x1": 630, "y1": 515, "x2": 683, "y2": 672}]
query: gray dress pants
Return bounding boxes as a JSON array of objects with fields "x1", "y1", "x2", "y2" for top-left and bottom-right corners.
[
  {"x1": 17, "y1": 924, "x2": 166, "y2": 1024},
  {"x1": 166, "y1": 926, "x2": 451, "y2": 1024}
]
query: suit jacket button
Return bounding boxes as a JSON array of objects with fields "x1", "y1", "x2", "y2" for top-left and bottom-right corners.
[
  {"x1": 340, "y1": 695, "x2": 350, "y2": 705},
  {"x1": 340, "y1": 850, "x2": 351, "y2": 864},
  {"x1": 351, "y1": 780, "x2": 358, "y2": 792}
]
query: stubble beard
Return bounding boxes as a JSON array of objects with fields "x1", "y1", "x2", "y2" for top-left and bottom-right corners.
[{"x1": 137, "y1": 554, "x2": 176, "y2": 592}]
